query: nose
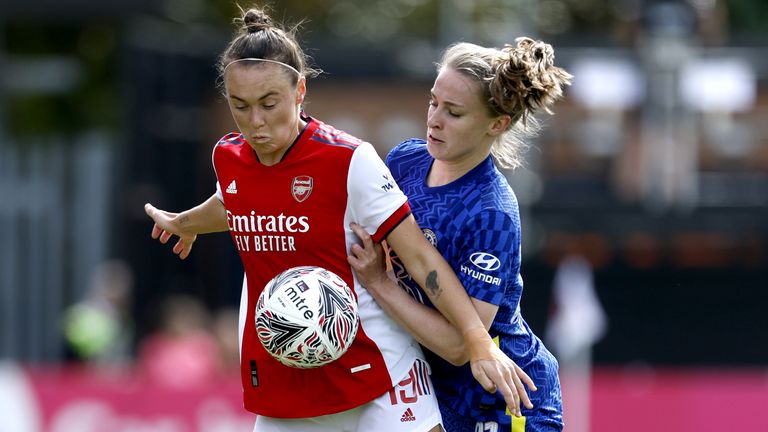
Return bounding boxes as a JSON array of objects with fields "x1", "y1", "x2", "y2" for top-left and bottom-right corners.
[
  {"x1": 249, "y1": 109, "x2": 266, "y2": 130},
  {"x1": 427, "y1": 107, "x2": 440, "y2": 130}
]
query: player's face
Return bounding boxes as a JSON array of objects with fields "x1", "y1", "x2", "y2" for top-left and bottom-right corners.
[
  {"x1": 426, "y1": 67, "x2": 504, "y2": 165},
  {"x1": 224, "y1": 63, "x2": 306, "y2": 165}
]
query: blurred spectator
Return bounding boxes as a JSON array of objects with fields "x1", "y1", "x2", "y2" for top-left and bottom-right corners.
[
  {"x1": 547, "y1": 254, "x2": 607, "y2": 432},
  {"x1": 212, "y1": 307, "x2": 241, "y2": 373},
  {"x1": 137, "y1": 294, "x2": 221, "y2": 388},
  {"x1": 547, "y1": 254, "x2": 606, "y2": 361},
  {"x1": 62, "y1": 260, "x2": 135, "y2": 367}
]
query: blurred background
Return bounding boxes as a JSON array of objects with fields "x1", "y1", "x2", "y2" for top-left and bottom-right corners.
[{"x1": 1, "y1": 0, "x2": 767, "y2": 430}]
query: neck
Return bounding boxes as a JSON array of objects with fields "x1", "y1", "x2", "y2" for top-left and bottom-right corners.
[
  {"x1": 255, "y1": 117, "x2": 306, "y2": 166},
  {"x1": 427, "y1": 150, "x2": 489, "y2": 187}
]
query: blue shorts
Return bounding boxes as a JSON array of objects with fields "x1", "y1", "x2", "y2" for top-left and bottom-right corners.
[{"x1": 439, "y1": 402, "x2": 562, "y2": 432}]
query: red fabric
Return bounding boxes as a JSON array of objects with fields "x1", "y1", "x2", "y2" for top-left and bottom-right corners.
[{"x1": 214, "y1": 118, "x2": 403, "y2": 417}]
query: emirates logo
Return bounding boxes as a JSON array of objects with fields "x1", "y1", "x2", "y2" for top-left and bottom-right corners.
[{"x1": 291, "y1": 176, "x2": 313, "y2": 203}]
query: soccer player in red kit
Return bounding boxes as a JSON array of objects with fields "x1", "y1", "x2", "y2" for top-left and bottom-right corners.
[{"x1": 144, "y1": 6, "x2": 533, "y2": 432}]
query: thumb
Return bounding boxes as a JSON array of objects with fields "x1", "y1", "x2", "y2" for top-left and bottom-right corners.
[
  {"x1": 144, "y1": 203, "x2": 155, "y2": 217},
  {"x1": 471, "y1": 362, "x2": 496, "y2": 393}
]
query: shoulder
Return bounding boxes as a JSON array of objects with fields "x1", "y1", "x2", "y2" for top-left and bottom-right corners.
[
  {"x1": 308, "y1": 119, "x2": 365, "y2": 153},
  {"x1": 386, "y1": 138, "x2": 427, "y2": 163},
  {"x1": 385, "y1": 139, "x2": 428, "y2": 175},
  {"x1": 475, "y1": 166, "x2": 518, "y2": 212},
  {"x1": 460, "y1": 172, "x2": 520, "y2": 230},
  {"x1": 215, "y1": 132, "x2": 246, "y2": 148},
  {"x1": 213, "y1": 132, "x2": 246, "y2": 156}
]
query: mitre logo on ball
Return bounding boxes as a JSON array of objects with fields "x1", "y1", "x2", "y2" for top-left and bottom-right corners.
[{"x1": 255, "y1": 266, "x2": 359, "y2": 368}]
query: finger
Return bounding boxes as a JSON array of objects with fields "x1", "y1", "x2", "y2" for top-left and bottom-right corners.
[
  {"x1": 159, "y1": 230, "x2": 172, "y2": 244},
  {"x1": 350, "y1": 223, "x2": 374, "y2": 249},
  {"x1": 360, "y1": 229, "x2": 374, "y2": 251},
  {"x1": 349, "y1": 223, "x2": 367, "y2": 242},
  {"x1": 371, "y1": 241, "x2": 384, "y2": 257},
  {"x1": 346, "y1": 255, "x2": 360, "y2": 269},
  {"x1": 470, "y1": 362, "x2": 496, "y2": 393},
  {"x1": 173, "y1": 240, "x2": 193, "y2": 260},
  {"x1": 146, "y1": 204, "x2": 174, "y2": 220},
  {"x1": 514, "y1": 365, "x2": 534, "y2": 410},
  {"x1": 491, "y1": 367, "x2": 519, "y2": 417},
  {"x1": 507, "y1": 370, "x2": 525, "y2": 416},
  {"x1": 151, "y1": 224, "x2": 162, "y2": 240},
  {"x1": 517, "y1": 364, "x2": 537, "y2": 392},
  {"x1": 179, "y1": 244, "x2": 192, "y2": 260},
  {"x1": 349, "y1": 243, "x2": 365, "y2": 259},
  {"x1": 517, "y1": 378, "x2": 533, "y2": 411}
]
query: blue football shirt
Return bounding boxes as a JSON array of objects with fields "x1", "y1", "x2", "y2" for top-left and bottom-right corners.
[{"x1": 386, "y1": 139, "x2": 563, "y2": 430}]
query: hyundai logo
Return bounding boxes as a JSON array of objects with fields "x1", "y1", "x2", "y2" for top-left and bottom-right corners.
[{"x1": 469, "y1": 252, "x2": 501, "y2": 271}]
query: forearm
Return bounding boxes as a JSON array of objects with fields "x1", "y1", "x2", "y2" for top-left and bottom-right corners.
[
  {"x1": 366, "y1": 277, "x2": 469, "y2": 365},
  {"x1": 176, "y1": 195, "x2": 229, "y2": 234},
  {"x1": 349, "y1": 219, "x2": 530, "y2": 413},
  {"x1": 410, "y1": 254, "x2": 485, "y2": 334},
  {"x1": 386, "y1": 217, "x2": 486, "y2": 335}
]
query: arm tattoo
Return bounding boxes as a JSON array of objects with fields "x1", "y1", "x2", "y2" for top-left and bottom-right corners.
[
  {"x1": 425, "y1": 270, "x2": 442, "y2": 300},
  {"x1": 178, "y1": 215, "x2": 190, "y2": 226}
]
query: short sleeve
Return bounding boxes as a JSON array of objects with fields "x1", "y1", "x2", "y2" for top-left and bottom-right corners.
[
  {"x1": 455, "y1": 210, "x2": 520, "y2": 306},
  {"x1": 211, "y1": 136, "x2": 226, "y2": 203},
  {"x1": 348, "y1": 142, "x2": 411, "y2": 243},
  {"x1": 214, "y1": 181, "x2": 223, "y2": 202}
]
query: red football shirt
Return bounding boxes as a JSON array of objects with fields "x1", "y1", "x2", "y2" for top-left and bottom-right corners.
[{"x1": 213, "y1": 115, "x2": 422, "y2": 417}]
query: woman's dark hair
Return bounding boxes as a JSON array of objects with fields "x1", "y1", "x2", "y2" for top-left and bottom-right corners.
[{"x1": 216, "y1": 5, "x2": 320, "y2": 87}]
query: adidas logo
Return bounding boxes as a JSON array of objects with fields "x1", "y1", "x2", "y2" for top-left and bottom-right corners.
[
  {"x1": 400, "y1": 408, "x2": 416, "y2": 422},
  {"x1": 225, "y1": 180, "x2": 238, "y2": 194}
]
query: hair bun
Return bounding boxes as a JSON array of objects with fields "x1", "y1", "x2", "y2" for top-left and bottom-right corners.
[
  {"x1": 243, "y1": 9, "x2": 272, "y2": 33},
  {"x1": 514, "y1": 37, "x2": 555, "y2": 68},
  {"x1": 491, "y1": 37, "x2": 572, "y2": 120}
]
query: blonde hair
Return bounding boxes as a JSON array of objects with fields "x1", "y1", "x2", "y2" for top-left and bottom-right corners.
[{"x1": 438, "y1": 38, "x2": 572, "y2": 169}]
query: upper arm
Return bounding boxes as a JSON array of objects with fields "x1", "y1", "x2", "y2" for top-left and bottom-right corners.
[
  {"x1": 472, "y1": 297, "x2": 499, "y2": 330},
  {"x1": 348, "y1": 143, "x2": 410, "y2": 242},
  {"x1": 386, "y1": 214, "x2": 501, "y2": 329},
  {"x1": 383, "y1": 214, "x2": 437, "y2": 280},
  {"x1": 455, "y1": 210, "x2": 520, "y2": 306},
  {"x1": 184, "y1": 194, "x2": 229, "y2": 234}
]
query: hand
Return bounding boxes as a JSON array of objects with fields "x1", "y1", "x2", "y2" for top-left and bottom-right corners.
[
  {"x1": 347, "y1": 223, "x2": 390, "y2": 291},
  {"x1": 464, "y1": 327, "x2": 536, "y2": 417},
  {"x1": 144, "y1": 203, "x2": 197, "y2": 260}
]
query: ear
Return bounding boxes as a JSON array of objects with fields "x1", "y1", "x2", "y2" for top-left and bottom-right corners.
[
  {"x1": 296, "y1": 77, "x2": 307, "y2": 105},
  {"x1": 488, "y1": 114, "x2": 512, "y2": 137}
]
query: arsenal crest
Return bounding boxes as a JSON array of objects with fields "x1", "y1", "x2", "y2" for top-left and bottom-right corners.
[{"x1": 291, "y1": 176, "x2": 313, "y2": 202}]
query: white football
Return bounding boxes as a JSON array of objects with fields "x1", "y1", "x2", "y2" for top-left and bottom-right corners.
[{"x1": 255, "y1": 266, "x2": 359, "y2": 368}]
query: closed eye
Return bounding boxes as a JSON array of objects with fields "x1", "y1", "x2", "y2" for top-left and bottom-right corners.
[{"x1": 429, "y1": 96, "x2": 460, "y2": 117}]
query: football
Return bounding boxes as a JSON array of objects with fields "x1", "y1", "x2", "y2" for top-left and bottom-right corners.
[{"x1": 255, "y1": 266, "x2": 359, "y2": 368}]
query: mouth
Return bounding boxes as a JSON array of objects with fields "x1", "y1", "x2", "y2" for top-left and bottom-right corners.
[
  {"x1": 251, "y1": 135, "x2": 270, "y2": 143},
  {"x1": 427, "y1": 134, "x2": 444, "y2": 144}
]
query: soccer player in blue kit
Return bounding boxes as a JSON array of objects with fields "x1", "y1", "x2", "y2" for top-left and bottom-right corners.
[
  {"x1": 348, "y1": 38, "x2": 572, "y2": 431},
  {"x1": 144, "y1": 4, "x2": 542, "y2": 430}
]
